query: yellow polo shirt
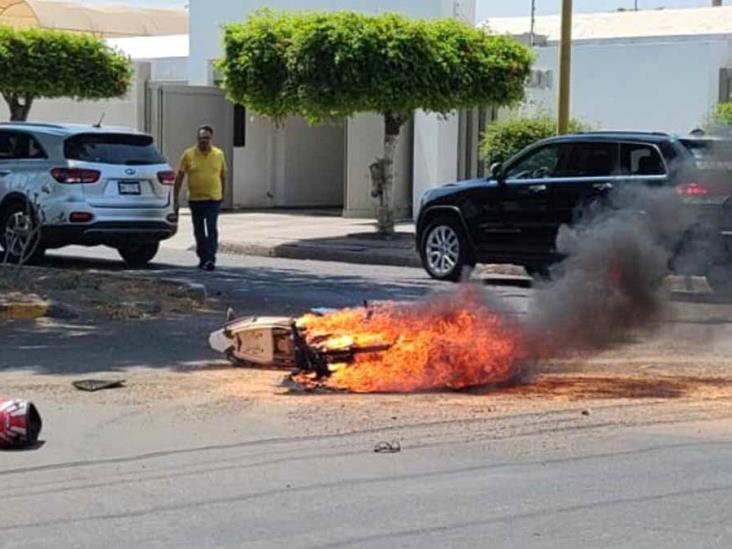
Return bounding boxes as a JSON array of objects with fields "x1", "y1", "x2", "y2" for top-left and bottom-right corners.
[{"x1": 178, "y1": 146, "x2": 227, "y2": 202}]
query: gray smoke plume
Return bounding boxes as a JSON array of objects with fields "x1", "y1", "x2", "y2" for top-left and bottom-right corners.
[{"x1": 524, "y1": 186, "x2": 688, "y2": 356}]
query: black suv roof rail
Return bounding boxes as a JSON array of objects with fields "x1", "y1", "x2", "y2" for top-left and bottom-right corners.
[{"x1": 576, "y1": 130, "x2": 671, "y2": 137}]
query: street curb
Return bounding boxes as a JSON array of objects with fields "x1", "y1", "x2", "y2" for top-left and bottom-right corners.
[
  {"x1": 218, "y1": 241, "x2": 422, "y2": 268},
  {"x1": 0, "y1": 295, "x2": 50, "y2": 321}
]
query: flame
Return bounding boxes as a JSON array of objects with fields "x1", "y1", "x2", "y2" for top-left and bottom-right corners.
[{"x1": 295, "y1": 287, "x2": 525, "y2": 393}]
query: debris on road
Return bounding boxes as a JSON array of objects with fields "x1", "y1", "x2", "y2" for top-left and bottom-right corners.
[
  {"x1": 0, "y1": 398, "x2": 43, "y2": 449},
  {"x1": 73, "y1": 379, "x2": 126, "y2": 392},
  {"x1": 374, "y1": 441, "x2": 401, "y2": 454}
]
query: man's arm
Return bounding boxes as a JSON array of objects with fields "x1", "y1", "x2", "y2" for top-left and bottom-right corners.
[
  {"x1": 220, "y1": 167, "x2": 227, "y2": 202},
  {"x1": 220, "y1": 155, "x2": 228, "y2": 202},
  {"x1": 174, "y1": 171, "x2": 185, "y2": 212},
  {"x1": 174, "y1": 152, "x2": 188, "y2": 211}
]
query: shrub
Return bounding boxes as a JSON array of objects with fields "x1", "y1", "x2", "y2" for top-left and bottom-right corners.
[
  {"x1": 480, "y1": 115, "x2": 585, "y2": 166},
  {"x1": 703, "y1": 102, "x2": 732, "y2": 134}
]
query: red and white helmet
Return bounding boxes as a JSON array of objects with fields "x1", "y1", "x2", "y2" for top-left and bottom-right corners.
[{"x1": 0, "y1": 398, "x2": 42, "y2": 449}]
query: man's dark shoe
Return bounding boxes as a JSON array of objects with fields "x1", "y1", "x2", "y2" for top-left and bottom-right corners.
[
  {"x1": 197, "y1": 261, "x2": 205, "y2": 269},
  {"x1": 203, "y1": 261, "x2": 215, "y2": 272}
]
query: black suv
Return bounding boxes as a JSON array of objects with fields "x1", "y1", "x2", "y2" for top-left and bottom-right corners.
[{"x1": 416, "y1": 132, "x2": 732, "y2": 283}]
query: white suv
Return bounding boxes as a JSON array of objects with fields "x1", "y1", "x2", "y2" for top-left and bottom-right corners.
[{"x1": 0, "y1": 123, "x2": 177, "y2": 266}]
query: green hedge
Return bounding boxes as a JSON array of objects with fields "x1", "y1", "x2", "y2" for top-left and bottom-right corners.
[{"x1": 479, "y1": 115, "x2": 585, "y2": 166}]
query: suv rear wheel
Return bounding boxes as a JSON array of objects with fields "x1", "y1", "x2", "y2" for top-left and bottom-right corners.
[
  {"x1": 420, "y1": 216, "x2": 474, "y2": 282},
  {"x1": 117, "y1": 242, "x2": 159, "y2": 268}
]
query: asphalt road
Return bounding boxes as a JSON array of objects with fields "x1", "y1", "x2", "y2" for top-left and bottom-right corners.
[
  {"x1": 1, "y1": 413, "x2": 730, "y2": 548},
  {"x1": 2, "y1": 245, "x2": 732, "y2": 548}
]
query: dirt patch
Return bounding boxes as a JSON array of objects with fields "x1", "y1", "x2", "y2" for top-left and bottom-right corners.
[
  {"x1": 483, "y1": 373, "x2": 732, "y2": 400},
  {"x1": 0, "y1": 265, "x2": 209, "y2": 321}
]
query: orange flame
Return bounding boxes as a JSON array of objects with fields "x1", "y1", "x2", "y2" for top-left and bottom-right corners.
[{"x1": 295, "y1": 287, "x2": 525, "y2": 393}]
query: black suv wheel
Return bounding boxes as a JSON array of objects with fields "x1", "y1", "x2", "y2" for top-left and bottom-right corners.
[
  {"x1": 117, "y1": 242, "x2": 159, "y2": 268},
  {"x1": 420, "y1": 216, "x2": 474, "y2": 282}
]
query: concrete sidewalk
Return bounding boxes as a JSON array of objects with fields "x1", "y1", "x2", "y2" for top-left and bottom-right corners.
[{"x1": 164, "y1": 209, "x2": 421, "y2": 268}]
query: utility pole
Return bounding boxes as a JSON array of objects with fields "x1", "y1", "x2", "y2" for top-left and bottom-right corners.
[
  {"x1": 530, "y1": 0, "x2": 536, "y2": 46},
  {"x1": 557, "y1": 0, "x2": 573, "y2": 134}
]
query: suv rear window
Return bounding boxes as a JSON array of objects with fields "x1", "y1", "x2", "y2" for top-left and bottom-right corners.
[
  {"x1": 680, "y1": 139, "x2": 732, "y2": 171},
  {"x1": 64, "y1": 133, "x2": 166, "y2": 165}
]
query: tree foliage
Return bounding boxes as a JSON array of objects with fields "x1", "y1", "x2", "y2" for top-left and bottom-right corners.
[
  {"x1": 220, "y1": 10, "x2": 533, "y2": 126},
  {"x1": 480, "y1": 115, "x2": 587, "y2": 166},
  {"x1": 220, "y1": 10, "x2": 532, "y2": 233},
  {"x1": 703, "y1": 102, "x2": 732, "y2": 134},
  {"x1": 0, "y1": 27, "x2": 133, "y2": 120}
]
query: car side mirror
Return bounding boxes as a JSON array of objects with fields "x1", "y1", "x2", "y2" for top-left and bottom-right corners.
[{"x1": 490, "y1": 162, "x2": 504, "y2": 183}]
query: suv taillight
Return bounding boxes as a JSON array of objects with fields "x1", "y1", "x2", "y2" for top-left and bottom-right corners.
[
  {"x1": 51, "y1": 168, "x2": 100, "y2": 184},
  {"x1": 157, "y1": 170, "x2": 176, "y2": 186},
  {"x1": 677, "y1": 182, "x2": 711, "y2": 198}
]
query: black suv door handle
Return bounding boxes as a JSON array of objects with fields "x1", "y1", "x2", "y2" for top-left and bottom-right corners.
[
  {"x1": 528, "y1": 184, "x2": 547, "y2": 193},
  {"x1": 593, "y1": 182, "x2": 613, "y2": 191},
  {"x1": 0, "y1": 170, "x2": 11, "y2": 177}
]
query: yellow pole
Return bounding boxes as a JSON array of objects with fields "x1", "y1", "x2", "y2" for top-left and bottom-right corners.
[{"x1": 557, "y1": 0, "x2": 573, "y2": 134}]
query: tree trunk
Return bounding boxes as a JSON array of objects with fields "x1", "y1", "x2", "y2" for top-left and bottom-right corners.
[
  {"x1": 2, "y1": 93, "x2": 34, "y2": 121},
  {"x1": 371, "y1": 113, "x2": 405, "y2": 235}
]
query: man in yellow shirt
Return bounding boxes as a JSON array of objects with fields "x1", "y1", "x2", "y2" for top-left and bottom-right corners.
[{"x1": 174, "y1": 125, "x2": 227, "y2": 271}]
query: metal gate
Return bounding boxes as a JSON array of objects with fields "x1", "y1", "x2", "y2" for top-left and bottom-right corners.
[{"x1": 146, "y1": 83, "x2": 234, "y2": 208}]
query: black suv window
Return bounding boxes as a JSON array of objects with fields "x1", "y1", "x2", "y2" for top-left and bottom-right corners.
[
  {"x1": 505, "y1": 144, "x2": 562, "y2": 180},
  {"x1": 620, "y1": 143, "x2": 665, "y2": 176},
  {"x1": 555, "y1": 142, "x2": 618, "y2": 177},
  {"x1": 0, "y1": 131, "x2": 47, "y2": 161},
  {"x1": 64, "y1": 133, "x2": 166, "y2": 165}
]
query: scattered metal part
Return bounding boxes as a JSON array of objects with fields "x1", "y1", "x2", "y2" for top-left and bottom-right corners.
[
  {"x1": 374, "y1": 440, "x2": 401, "y2": 454},
  {"x1": 73, "y1": 379, "x2": 125, "y2": 392}
]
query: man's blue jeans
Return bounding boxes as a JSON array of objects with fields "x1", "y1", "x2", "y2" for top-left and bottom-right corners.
[{"x1": 189, "y1": 200, "x2": 221, "y2": 265}]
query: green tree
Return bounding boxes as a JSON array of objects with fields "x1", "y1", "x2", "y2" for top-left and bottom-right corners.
[
  {"x1": 0, "y1": 27, "x2": 132, "y2": 121},
  {"x1": 703, "y1": 102, "x2": 732, "y2": 134},
  {"x1": 480, "y1": 115, "x2": 586, "y2": 167},
  {"x1": 220, "y1": 10, "x2": 532, "y2": 233}
]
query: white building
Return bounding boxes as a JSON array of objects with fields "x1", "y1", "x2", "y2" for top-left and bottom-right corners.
[
  {"x1": 187, "y1": 0, "x2": 479, "y2": 218},
  {"x1": 485, "y1": 6, "x2": 732, "y2": 134}
]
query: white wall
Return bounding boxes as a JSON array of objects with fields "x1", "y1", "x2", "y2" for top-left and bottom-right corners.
[
  {"x1": 524, "y1": 37, "x2": 732, "y2": 133},
  {"x1": 283, "y1": 117, "x2": 344, "y2": 207},
  {"x1": 413, "y1": 113, "x2": 460, "y2": 218},
  {"x1": 232, "y1": 114, "x2": 344, "y2": 208},
  {"x1": 232, "y1": 114, "x2": 277, "y2": 208}
]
